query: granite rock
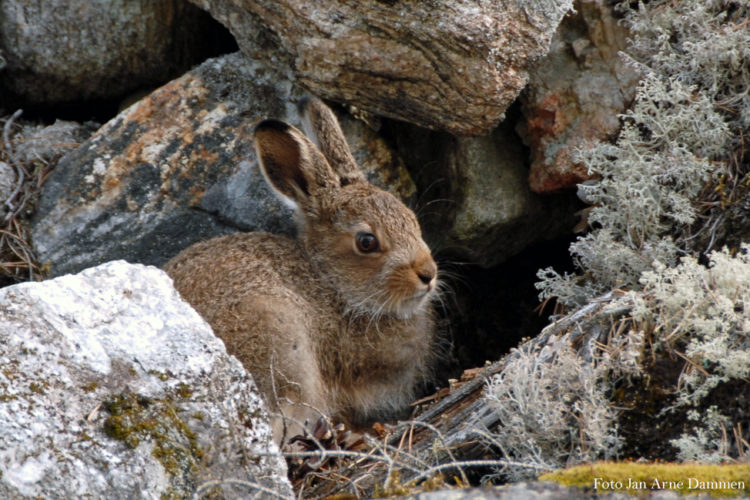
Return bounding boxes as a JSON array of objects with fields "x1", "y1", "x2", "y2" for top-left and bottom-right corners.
[{"x1": 0, "y1": 260, "x2": 292, "y2": 499}]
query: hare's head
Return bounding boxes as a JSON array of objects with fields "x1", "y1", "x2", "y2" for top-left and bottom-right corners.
[{"x1": 254, "y1": 97, "x2": 437, "y2": 319}]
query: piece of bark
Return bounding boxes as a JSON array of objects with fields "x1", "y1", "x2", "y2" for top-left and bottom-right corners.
[{"x1": 189, "y1": 0, "x2": 573, "y2": 136}]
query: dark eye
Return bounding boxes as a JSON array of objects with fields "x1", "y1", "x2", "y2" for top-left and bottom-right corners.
[{"x1": 355, "y1": 232, "x2": 379, "y2": 253}]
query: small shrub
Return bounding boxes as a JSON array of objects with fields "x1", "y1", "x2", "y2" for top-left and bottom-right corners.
[{"x1": 484, "y1": 338, "x2": 621, "y2": 480}]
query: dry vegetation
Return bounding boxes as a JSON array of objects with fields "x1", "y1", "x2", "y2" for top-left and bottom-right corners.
[
  {"x1": 0, "y1": 111, "x2": 92, "y2": 286},
  {"x1": 0, "y1": 110, "x2": 46, "y2": 285}
]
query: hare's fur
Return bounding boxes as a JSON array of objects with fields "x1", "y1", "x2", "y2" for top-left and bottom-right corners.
[{"x1": 164, "y1": 97, "x2": 438, "y2": 442}]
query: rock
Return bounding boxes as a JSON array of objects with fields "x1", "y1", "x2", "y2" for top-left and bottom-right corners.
[
  {"x1": 407, "y1": 482, "x2": 624, "y2": 499},
  {"x1": 0, "y1": 0, "x2": 230, "y2": 107},
  {"x1": 12, "y1": 119, "x2": 97, "y2": 166},
  {"x1": 30, "y1": 52, "x2": 415, "y2": 277},
  {"x1": 188, "y1": 0, "x2": 573, "y2": 136},
  {"x1": 0, "y1": 260, "x2": 292, "y2": 499},
  {"x1": 446, "y1": 128, "x2": 576, "y2": 265},
  {"x1": 390, "y1": 120, "x2": 577, "y2": 267},
  {"x1": 517, "y1": 0, "x2": 639, "y2": 193}
]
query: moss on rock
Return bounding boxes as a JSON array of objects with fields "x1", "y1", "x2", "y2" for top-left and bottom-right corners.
[
  {"x1": 541, "y1": 462, "x2": 750, "y2": 497},
  {"x1": 102, "y1": 392, "x2": 203, "y2": 487}
]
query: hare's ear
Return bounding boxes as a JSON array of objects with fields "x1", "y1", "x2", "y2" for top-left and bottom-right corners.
[
  {"x1": 254, "y1": 119, "x2": 339, "y2": 209},
  {"x1": 298, "y1": 96, "x2": 366, "y2": 187}
]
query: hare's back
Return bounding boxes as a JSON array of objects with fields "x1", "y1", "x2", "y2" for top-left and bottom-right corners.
[
  {"x1": 164, "y1": 232, "x2": 329, "y2": 417},
  {"x1": 164, "y1": 232, "x2": 315, "y2": 311}
]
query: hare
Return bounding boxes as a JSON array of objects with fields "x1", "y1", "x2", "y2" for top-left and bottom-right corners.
[{"x1": 164, "y1": 97, "x2": 438, "y2": 444}]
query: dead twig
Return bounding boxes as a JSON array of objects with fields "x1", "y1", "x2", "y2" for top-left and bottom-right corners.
[{"x1": 3, "y1": 109, "x2": 24, "y2": 222}]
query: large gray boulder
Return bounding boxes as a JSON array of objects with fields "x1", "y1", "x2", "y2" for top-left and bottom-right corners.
[
  {"x1": 0, "y1": 260, "x2": 292, "y2": 499},
  {"x1": 189, "y1": 0, "x2": 573, "y2": 135},
  {"x1": 443, "y1": 127, "x2": 576, "y2": 266},
  {"x1": 0, "y1": 0, "x2": 227, "y2": 106},
  {"x1": 30, "y1": 52, "x2": 414, "y2": 278}
]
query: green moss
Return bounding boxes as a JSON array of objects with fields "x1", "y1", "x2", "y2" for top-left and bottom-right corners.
[
  {"x1": 174, "y1": 383, "x2": 192, "y2": 399},
  {"x1": 148, "y1": 370, "x2": 171, "y2": 382},
  {"x1": 0, "y1": 394, "x2": 18, "y2": 402},
  {"x1": 29, "y1": 382, "x2": 45, "y2": 394},
  {"x1": 540, "y1": 462, "x2": 750, "y2": 497},
  {"x1": 161, "y1": 488, "x2": 179, "y2": 500},
  {"x1": 82, "y1": 381, "x2": 99, "y2": 393},
  {"x1": 102, "y1": 392, "x2": 203, "y2": 487},
  {"x1": 373, "y1": 472, "x2": 452, "y2": 498}
]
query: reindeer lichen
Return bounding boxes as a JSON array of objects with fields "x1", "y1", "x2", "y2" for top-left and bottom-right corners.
[
  {"x1": 484, "y1": 339, "x2": 621, "y2": 480},
  {"x1": 526, "y1": 0, "x2": 750, "y2": 469},
  {"x1": 536, "y1": 0, "x2": 750, "y2": 309}
]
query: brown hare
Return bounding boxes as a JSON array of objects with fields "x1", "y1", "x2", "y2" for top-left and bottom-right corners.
[{"x1": 164, "y1": 97, "x2": 438, "y2": 444}]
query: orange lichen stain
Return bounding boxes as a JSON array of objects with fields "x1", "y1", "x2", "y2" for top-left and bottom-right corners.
[
  {"x1": 526, "y1": 94, "x2": 563, "y2": 139},
  {"x1": 187, "y1": 144, "x2": 219, "y2": 165},
  {"x1": 188, "y1": 186, "x2": 207, "y2": 206},
  {"x1": 116, "y1": 74, "x2": 209, "y2": 168},
  {"x1": 98, "y1": 156, "x2": 130, "y2": 204},
  {"x1": 102, "y1": 176, "x2": 121, "y2": 192},
  {"x1": 529, "y1": 165, "x2": 589, "y2": 193},
  {"x1": 124, "y1": 93, "x2": 155, "y2": 123}
]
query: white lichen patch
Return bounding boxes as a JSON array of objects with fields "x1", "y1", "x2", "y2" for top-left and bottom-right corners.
[
  {"x1": 195, "y1": 103, "x2": 229, "y2": 135},
  {"x1": 2, "y1": 451, "x2": 53, "y2": 497},
  {"x1": 537, "y1": 0, "x2": 750, "y2": 309},
  {"x1": 484, "y1": 337, "x2": 621, "y2": 480}
]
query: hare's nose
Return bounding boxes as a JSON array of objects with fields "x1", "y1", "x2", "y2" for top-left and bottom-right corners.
[
  {"x1": 414, "y1": 253, "x2": 437, "y2": 286},
  {"x1": 417, "y1": 268, "x2": 435, "y2": 285}
]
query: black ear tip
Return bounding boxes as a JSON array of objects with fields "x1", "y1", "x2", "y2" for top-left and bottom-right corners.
[{"x1": 254, "y1": 119, "x2": 291, "y2": 135}]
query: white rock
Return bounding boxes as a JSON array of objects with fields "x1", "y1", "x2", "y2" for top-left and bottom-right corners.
[{"x1": 0, "y1": 261, "x2": 292, "y2": 499}]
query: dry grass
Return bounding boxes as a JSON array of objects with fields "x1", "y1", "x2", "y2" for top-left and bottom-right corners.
[
  {"x1": 1, "y1": 110, "x2": 45, "y2": 285},
  {"x1": 0, "y1": 110, "x2": 91, "y2": 286}
]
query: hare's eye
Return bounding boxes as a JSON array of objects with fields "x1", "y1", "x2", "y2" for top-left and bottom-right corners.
[{"x1": 355, "y1": 232, "x2": 379, "y2": 253}]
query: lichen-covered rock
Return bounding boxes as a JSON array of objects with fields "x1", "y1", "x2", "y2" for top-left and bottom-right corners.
[
  {"x1": 517, "y1": 0, "x2": 639, "y2": 193},
  {"x1": 0, "y1": 0, "x2": 227, "y2": 106},
  {"x1": 30, "y1": 52, "x2": 415, "y2": 277},
  {"x1": 189, "y1": 0, "x2": 573, "y2": 135},
  {"x1": 0, "y1": 260, "x2": 292, "y2": 499},
  {"x1": 408, "y1": 482, "x2": 635, "y2": 499}
]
